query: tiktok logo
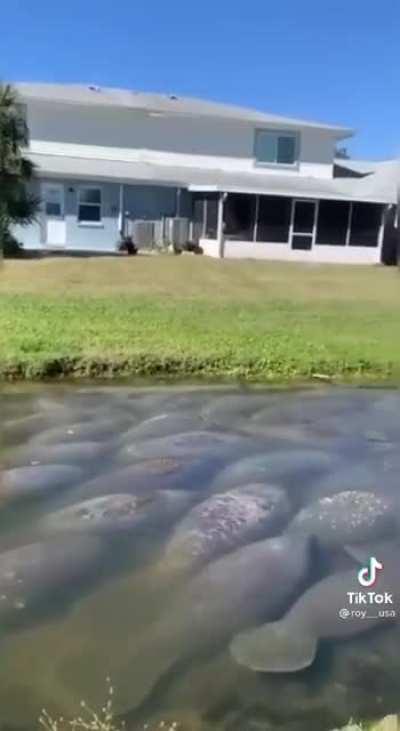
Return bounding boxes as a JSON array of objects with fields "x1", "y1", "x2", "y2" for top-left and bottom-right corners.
[{"x1": 358, "y1": 557, "x2": 384, "y2": 588}]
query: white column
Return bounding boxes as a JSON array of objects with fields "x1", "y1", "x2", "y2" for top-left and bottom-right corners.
[
  {"x1": 176, "y1": 188, "x2": 182, "y2": 217},
  {"x1": 377, "y1": 205, "x2": 387, "y2": 259},
  {"x1": 253, "y1": 195, "x2": 260, "y2": 242},
  {"x1": 118, "y1": 184, "x2": 124, "y2": 235},
  {"x1": 217, "y1": 192, "x2": 227, "y2": 259},
  {"x1": 345, "y1": 202, "x2": 353, "y2": 246}
]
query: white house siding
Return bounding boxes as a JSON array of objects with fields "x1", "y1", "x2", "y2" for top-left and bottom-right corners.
[
  {"x1": 14, "y1": 87, "x2": 397, "y2": 263},
  {"x1": 200, "y1": 239, "x2": 382, "y2": 264},
  {"x1": 66, "y1": 180, "x2": 120, "y2": 251},
  {"x1": 15, "y1": 178, "x2": 180, "y2": 252},
  {"x1": 27, "y1": 101, "x2": 335, "y2": 179}
]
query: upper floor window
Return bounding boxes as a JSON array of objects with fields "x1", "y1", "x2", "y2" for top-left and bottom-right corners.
[
  {"x1": 254, "y1": 130, "x2": 298, "y2": 166},
  {"x1": 78, "y1": 187, "x2": 102, "y2": 224}
]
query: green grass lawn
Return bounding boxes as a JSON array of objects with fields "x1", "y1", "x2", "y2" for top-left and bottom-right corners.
[{"x1": 0, "y1": 255, "x2": 399, "y2": 381}]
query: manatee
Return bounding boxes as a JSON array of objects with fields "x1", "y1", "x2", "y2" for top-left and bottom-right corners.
[
  {"x1": 0, "y1": 536, "x2": 103, "y2": 631},
  {"x1": 0, "y1": 464, "x2": 83, "y2": 503},
  {"x1": 119, "y1": 413, "x2": 207, "y2": 444},
  {"x1": 159, "y1": 483, "x2": 291, "y2": 573},
  {"x1": 242, "y1": 420, "x2": 314, "y2": 445},
  {"x1": 124, "y1": 390, "x2": 185, "y2": 417},
  {"x1": 0, "y1": 392, "x2": 37, "y2": 421},
  {"x1": 1, "y1": 400, "x2": 117, "y2": 448},
  {"x1": 131, "y1": 388, "x2": 213, "y2": 415},
  {"x1": 372, "y1": 393, "x2": 400, "y2": 415},
  {"x1": 70, "y1": 454, "x2": 224, "y2": 502},
  {"x1": 12, "y1": 396, "x2": 84, "y2": 424},
  {"x1": 244, "y1": 390, "x2": 375, "y2": 443},
  {"x1": 380, "y1": 456, "x2": 400, "y2": 501},
  {"x1": 230, "y1": 543, "x2": 400, "y2": 673},
  {"x1": 29, "y1": 417, "x2": 130, "y2": 447},
  {"x1": 211, "y1": 449, "x2": 337, "y2": 493},
  {"x1": 8, "y1": 441, "x2": 110, "y2": 468},
  {"x1": 2, "y1": 412, "x2": 55, "y2": 446},
  {"x1": 117, "y1": 430, "x2": 259, "y2": 463},
  {"x1": 289, "y1": 491, "x2": 395, "y2": 549},
  {"x1": 200, "y1": 393, "x2": 276, "y2": 428},
  {"x1": 247, "y1": 390, "x2": 367, "y2": 427},
  {"x1": 40, "y1": 490, "x2": 192, "y2": 537},
  {"x1": 50, "y1": 388, "x2": 131, "y2": 409},
  {"x1": 364, "y1": 394, "x2": 400, "y2": 443},
  {"x1": 307, "y1": 463, "x2": 385, "y2": 502},
  {"x1": 32, "y1": 394, "x2": 105, "y2": 417},
  {"x1": 156, "y1": 389, "x2": 215, "y2": 414},
  {"x1": 123, "y1": 533, "x2": 312, "y2": 708}
]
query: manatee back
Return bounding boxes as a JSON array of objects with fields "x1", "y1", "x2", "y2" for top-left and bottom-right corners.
[{"x1": 182, "y1": 533, "x2": 311, "y2": 640}]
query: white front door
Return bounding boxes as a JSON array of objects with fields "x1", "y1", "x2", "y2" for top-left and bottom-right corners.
[
  {"x1": 42, "y1": 183, "x2": 66, "y2": 246},
  {"x1": 290, "y1": 199, "x2": 318, "y2": 251}
]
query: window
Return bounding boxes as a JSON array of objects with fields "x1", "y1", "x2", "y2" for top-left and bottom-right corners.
[
  {"x1": 317, "y1": 200, "x2": 350, "y2": 246},
  {"x1": 349, "y1": 203, "x2": 382, "y2": 247},
  {"x1": 42, "y1": 184, "x2": 64, "y2": 218},
  {"x1": 78, "y1": 187, "x2": 102, "y2": 223},
  {"x1": 255, "y1": 130, "x2": 298, "y2": 165},
  {"x1": 256, "y1": 196, "x2": 291, "y2": 243}
]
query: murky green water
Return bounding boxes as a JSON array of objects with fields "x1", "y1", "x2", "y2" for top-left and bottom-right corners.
[{"x1": 0, "y1": 385, "x2": 399, "y2": 731}]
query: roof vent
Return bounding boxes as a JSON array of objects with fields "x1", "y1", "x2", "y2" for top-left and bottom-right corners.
[{"x1": 88, "y1": 85, "x2": 101, "y2": 92}]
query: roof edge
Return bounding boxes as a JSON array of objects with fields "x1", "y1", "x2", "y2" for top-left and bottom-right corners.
[{"x1": 14, "y1": 82, "x2": 353, "y2": 135}]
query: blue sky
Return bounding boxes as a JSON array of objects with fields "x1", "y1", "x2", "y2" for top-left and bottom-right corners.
[{"x1": 2, "y1": 0, "x2": 399, "y2": 159}]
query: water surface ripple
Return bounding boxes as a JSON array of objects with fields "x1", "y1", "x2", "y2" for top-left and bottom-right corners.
[{"x1": 0, "y1": 385, "x2": 399, "y2": 731}]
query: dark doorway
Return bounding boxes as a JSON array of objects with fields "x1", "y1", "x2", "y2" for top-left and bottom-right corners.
[
  {"x1": 256, "y1": 196, "x2": 292, "y2": 243},
  {"x1": 349, "y1": 203, "x2": 382, "y2": 247},
  {"x1": 291, "y1": 200, "x2": 316, "y2": 250},
  {"x1": 224, "y1": 194, "x2": 256, "y2": 241},
  {"x1": 317, "y1": 200, "x2": 350, "y2": 246}
]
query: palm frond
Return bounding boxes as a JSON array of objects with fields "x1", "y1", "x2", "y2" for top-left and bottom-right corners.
[
  {"x1": 0, "y1": 82, "x2": 40, "y2": 249},
  {"x1": 7, "y1": 192, "x2": 40, "y2": 225}
]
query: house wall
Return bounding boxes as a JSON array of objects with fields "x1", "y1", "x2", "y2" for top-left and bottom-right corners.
[
  {"x1": 27, "y1": 100, "x2": 336, "y2": 179},
  {"x1": 124, "y1": 185, "x2": 177, "y2": 220},
  {"x1": 66, "y1": 179, "x2": 120, "y2": 251},
  {"x1": 15, "y1": 178, "x2": 180, "y2": 251},
  {"x1": 200, "y1": 239, "x2": 382, "y2": 264}
]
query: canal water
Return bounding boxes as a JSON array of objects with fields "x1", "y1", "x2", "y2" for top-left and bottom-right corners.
[{"x1": 0, "y1": 385, "x2": 399, "y2": 731}]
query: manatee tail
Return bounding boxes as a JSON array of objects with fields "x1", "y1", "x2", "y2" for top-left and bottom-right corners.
[
  {"x1": 120, "y1": 629, "x2": 180, "y2": 711},
  {"x1": 121, "y1": 608, "x2": 196, "y2": 712},
  {"x1": 230, "y1": 618, "x2": 317, "y2": 673}
]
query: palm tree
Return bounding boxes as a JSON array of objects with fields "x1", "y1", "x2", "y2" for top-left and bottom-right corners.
[{"x1": 0, "y1": 83, "x2": 39, "y2": 255}]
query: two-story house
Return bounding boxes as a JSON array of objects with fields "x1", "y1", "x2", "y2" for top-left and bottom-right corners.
[{"x1": 14, "y1": 83, "x2": 399, "y2": 264}]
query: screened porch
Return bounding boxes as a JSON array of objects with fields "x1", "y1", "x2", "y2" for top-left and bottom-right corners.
[{"x1": 191, "y1": 192, "x2": 386, "y2": 263}]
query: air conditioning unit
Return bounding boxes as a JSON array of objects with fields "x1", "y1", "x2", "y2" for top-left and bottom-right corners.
[
  {"x1": 164, "y1": 217, "x2": 190, "y2": 250},
  {"x1": 131, "y1": 220, "x2": 155, "y2": 248},
  {"x1": 153, "y1": 219, "x2": 166, "y2": 248}
]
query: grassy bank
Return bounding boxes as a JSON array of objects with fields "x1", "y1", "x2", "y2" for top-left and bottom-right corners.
[{"x1": 0, "y1": 256, "x2": 399, "y2": 382}]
